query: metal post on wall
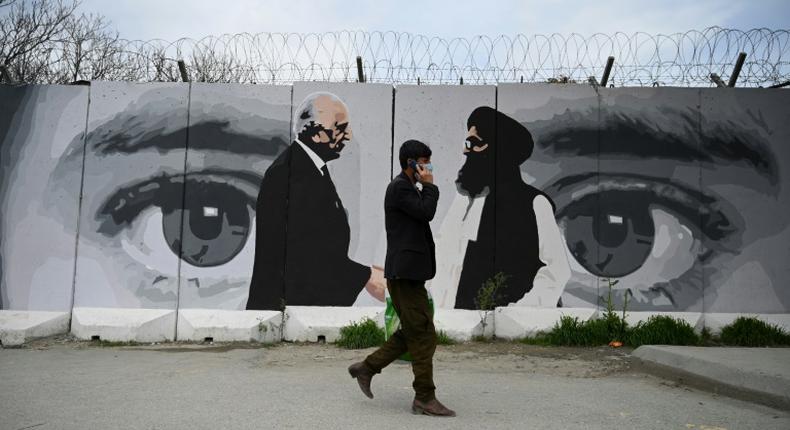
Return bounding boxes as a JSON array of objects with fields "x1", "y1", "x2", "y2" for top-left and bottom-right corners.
[
  {"x1": 600, "y1": 56, "x2": 615, "y2": 87},
  {"x1": 417, "y1": 77, "x2": 421, "y2": 85},
  {"x1": 460, "y1": 76, "x2": 464, "y2": 85},
  {"x1": 177, "y1": 60, "x2": 190, "y2": 82},
  {"x1": 0, "y1": 65, "x2": 12, "y2": 84},
  {"x1": 728, "y1": 52, "x2": 747, "y2": 87},
  {"x1": 710, "y1": 73, "x2": 726, "y2": 88},
  {"x1": 356, "y1": 56, "x2": 365, "y2": 83}
]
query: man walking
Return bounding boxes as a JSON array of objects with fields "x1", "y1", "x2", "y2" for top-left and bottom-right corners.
[{"x1": 348, "y1": 140, "x2": 455, "y2": 417}]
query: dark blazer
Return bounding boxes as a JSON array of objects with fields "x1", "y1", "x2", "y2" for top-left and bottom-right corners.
[
  {"x1": 384, "y1": 172, "x2": 440, "y2": 281},
  {"x1": 246, "y1": 142, "x2": 370, "y2": 310}
]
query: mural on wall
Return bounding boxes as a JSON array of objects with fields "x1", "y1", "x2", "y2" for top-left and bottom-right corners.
[
  {"x1": 247, "y1": 84, "x2": 391, "y2": 310},
  {"x1": 0, "y1": 85, "x2": 89, "y2": 311},
  {"x1": 698, "y1": 89, "x2": 790, "y2": 313},
  {"x1": 393, "y1": 85, "x2": 496, "y2": 308},
  {"x1": 447, "y1": 106, "x2": 571, "y2": 310},
  {"x1": 178, "y1": 83, "x2": 291, "y2": 310},
  {"x1": 246, "y1": 91, "x2": 368, "y2": 309},
  {"x1": 72, "y1": 82, "x2": 190, "y2": 309},
  {"x1": 501, "y1": 84, "x2": 790, "y2": 313},
  {"x1": 1, "y1": 82, "x2": 787, "y2": 314}
]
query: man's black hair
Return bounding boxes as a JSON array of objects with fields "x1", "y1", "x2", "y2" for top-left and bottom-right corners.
[{"x1": 399, "y1": 139, "x2": 432, "y2": 169}]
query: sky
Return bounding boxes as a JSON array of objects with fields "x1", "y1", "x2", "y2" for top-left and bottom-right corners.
[{"x1": 77, "y1": 0, "x2": 790, "y2": 41}]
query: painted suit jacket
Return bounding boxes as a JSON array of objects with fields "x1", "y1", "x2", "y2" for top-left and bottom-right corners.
[{"x1": 246, "y1": 142, "x2": 370, "y2": 310}]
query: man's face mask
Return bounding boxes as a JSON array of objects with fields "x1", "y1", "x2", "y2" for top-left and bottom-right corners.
[{"x1": 409, "y1": 159, "x2": 433, "y2": 173}]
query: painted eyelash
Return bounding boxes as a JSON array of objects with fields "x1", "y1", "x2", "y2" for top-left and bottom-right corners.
[
  {"x1": 95, "y1": 173, "x2": 258, "y2": 237},
  {"x1": 96, "y1": 174, "x2": 182, "y2": 236},
  {"x1": 554, "y1": 175, "x2": 737, "y2": 249}
]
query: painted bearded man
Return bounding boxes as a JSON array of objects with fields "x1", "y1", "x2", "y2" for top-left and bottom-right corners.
[{"x1": 431, "y1": 106, "x2": 571, "y2": 309}]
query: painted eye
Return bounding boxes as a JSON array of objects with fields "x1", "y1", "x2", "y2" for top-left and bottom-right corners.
[
  {"x1": 554, "y1": 176, "x2": 740, "y2": 310},
  {"x1": 561, "y1": 191, "x2": 655, "y2": 278},
  {"x1": 164, "y1": 180, "x2": 253, "y2": 267},
  {"x1": 97, "y1": 173, "x2": 257, "y2": 270}
]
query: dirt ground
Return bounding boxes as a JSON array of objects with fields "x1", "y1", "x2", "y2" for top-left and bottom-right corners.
[{"x1": 15, "y1": 334, "x2": 635, "y2": 379}]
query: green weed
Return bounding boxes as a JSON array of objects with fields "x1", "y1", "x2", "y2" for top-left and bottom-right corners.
[
  {"x1": 719, "y1": 317, "x2": 790, "y2": 347},
  {"x1": 626, "y1": 316, "x2": 700, "y2": 348},
  {"x1": 436, "y1": 330, "x2": 456, "y2": 345},
  {"x1": 335, "y1": 318, "x2": 385, "y2": 349}
]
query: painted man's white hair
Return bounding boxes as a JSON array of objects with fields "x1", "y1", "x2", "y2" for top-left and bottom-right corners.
[{"x1": 292, "y1": 92, "x2": 349, "y2": 137}]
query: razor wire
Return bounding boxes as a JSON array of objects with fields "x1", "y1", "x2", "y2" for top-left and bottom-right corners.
[{"x1": 3, "y1": 27, "x2": 790, "y2": 86}]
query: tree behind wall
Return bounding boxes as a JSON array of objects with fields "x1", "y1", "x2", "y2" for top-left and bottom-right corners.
[{"x1": 0, "y1": 0, "x2": 127, "y2": 83}]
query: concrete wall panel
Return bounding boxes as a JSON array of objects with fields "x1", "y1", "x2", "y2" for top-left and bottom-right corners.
[
  {"x1": 0, "y1": 85, "x2": 89, "y2": 311},
  {"x1": 73, "y1": 81, "x2": 189, "y2": 310}
]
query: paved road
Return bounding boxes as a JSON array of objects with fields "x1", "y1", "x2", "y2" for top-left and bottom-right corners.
[
  {"x1": 1, "y1": 341, "x2": 788, "y2": 430},
  {"x1": 634, "y1": 345, "x2": 790, "y2": 409}
]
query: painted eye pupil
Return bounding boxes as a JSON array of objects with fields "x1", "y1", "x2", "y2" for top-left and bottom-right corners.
[
  {"x1": 161, "y1": 182, "x2": 251, "y2": 267},
  {"x1": 562, "y1": 192, "x2": 655, "y2": 278}
]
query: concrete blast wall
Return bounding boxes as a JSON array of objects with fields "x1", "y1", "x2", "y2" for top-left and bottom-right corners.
[{"x1": 1, "y1": 81, "x2": 788, "y2": 342}]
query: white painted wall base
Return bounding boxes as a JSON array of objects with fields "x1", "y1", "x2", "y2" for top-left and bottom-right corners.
[
  {"x1": 624, "y1": 312, "x2": 704, "y2": 332},
  {"x1": 703, "y1": 313, "x2": 790, "y2": 334},
  {"x1": 434, "y1": 309, "x2": 492, "y2": 341},
  {"x1": 494, "y1": 307, "x2": 598, "y2": 339},
  {"x1": 177, "y1": 309, "x2": 281, "y2": 343},
  {"x1": 0, "y1": 311, "x2": 71, "y2": 346},
  {"x1": 284, "y1": 306, "x2": 384, "y2": 342},
  {"x1": 71, "y1": 307, "x2": 176, "y2": 342},
  {"x1": 6, "y1": 307, "x2": 788, "y2": 345}
]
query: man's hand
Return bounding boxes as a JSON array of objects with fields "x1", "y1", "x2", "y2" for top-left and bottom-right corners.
[
  {"x1": 365, "y1": 266, "x2": 386, "y2": 302},
  {"x1": 416, "y1": 164, "x2": 434, "y2": 184}
]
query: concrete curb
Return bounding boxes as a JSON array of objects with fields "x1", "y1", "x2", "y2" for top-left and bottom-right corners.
[
  {"x1": 71, "y1": 307, "x2": 176, "y2": 342},
  {"x1": 0, "y1": 311, "x2": 71, "y2": 346},
  {"x1": 433, "y1": 309, "x2": 492, "y2": 341},
  {"x1": 633, "y1": 345, "x2": 790, "y2": 410},
  {"x1": 284, "y1": 306, "x2": 384, "y2": 342},
  {"x1": 176, "y1": 309, "x2": 282, "y2": 343}
]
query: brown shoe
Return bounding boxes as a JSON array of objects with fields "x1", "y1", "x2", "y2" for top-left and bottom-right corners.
[
  {"x1": 348, "y1": 361, "x2": 375, "y2": 399},
  {"x1": 412, "y1": 398, "x2": 456, "y2": 417}
]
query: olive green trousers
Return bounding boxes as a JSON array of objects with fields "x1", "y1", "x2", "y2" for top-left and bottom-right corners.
[{"x1": 364, "y1": 278, "x2": 437, "y2": 402}]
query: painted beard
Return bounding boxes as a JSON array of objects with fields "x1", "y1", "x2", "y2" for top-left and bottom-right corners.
[{"x1": 456, "y1": 155, "x2": 492, "y2": 198}]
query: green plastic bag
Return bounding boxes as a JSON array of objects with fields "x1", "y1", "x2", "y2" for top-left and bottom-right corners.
[{"x1": 383, "y1": 288, "x2": 435, "y2": 361}]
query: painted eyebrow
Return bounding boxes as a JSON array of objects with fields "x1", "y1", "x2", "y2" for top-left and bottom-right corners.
[
  {"x1": 529, "y1": 108, "x2": 778, "y2": 183},
  {"x1": 88, "y1": 115, "x2": 289, "y2": 156}
]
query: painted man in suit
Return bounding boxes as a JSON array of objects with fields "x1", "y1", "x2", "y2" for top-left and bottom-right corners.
[{"x1": 246, "y1": 92, "x2": 385, "y2": 310}]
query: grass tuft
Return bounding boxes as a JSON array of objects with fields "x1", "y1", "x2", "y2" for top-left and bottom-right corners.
[
  {"x1": 335, "y1": 318, "x2": 385, "y2": 349},
  {"x1": 520, "y1": 332, "x2": 551, "y2": 346},
  {"x1": 436, "y1": 330, "x2": 456, "y2": 345},
  {"x1": 546, "y1": 316, "x2": 613, "y2": 346},
  {"x1": 626, "y1": 316, "x2": 699, "y2": 348},
  {"x1": 719, "y1": 317, "x2": 790, "y2": 347}
]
